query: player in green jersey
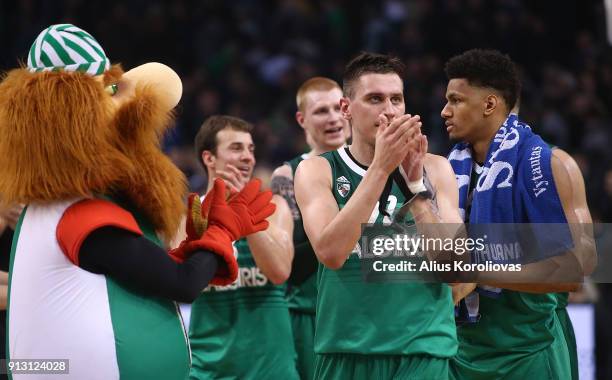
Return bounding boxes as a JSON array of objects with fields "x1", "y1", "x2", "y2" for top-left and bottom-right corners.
[
  {"x1": 556, "y1": 292, "x2": 579, "y2": 380},
  {"x1": 516, "y1": 102, "x2": 580, "y2": 380},
  {"x1": 294, "y1": 52, "x2": 464, "y2": 379},
  {"x1": 186, "y1": 115, "x2": 299, "y2": 379},
  {"x1": 441, "y1": 49, "x2": 596, "y2": 380},
  {"x1": 270, "y1": 77, "x2": 349, "y2": 380}
]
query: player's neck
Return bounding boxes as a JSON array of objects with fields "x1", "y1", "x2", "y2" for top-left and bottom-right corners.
[
  {"x1": 472, "y1": 139, "x2": 490, "y2": 164},
  {"x1": 204, "y1": 170, "x2": 217, "y2": 194},
  {"x1": 309, "y1": 143, "x2": 344, "y2": 157},
  {"x1": 308, "y1": 147, "x2": 325, "y2": 157},
  {"x1": 348, "y1": 138, "x2": 375, "y2": 166},
  {"x1": 472, "y1": 114, "x2": 507, "y2": 163}
]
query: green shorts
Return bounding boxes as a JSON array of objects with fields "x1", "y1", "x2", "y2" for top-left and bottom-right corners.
[
  {"x1": 556, "y1": 307, "x2": 578, "y2": 380},
  {"x1": 290, "y1": 310, "x2": 315, "y2": 380},
  {"x1": 314, "y1": 353, "x2": 448, "y2": 380},
  {"x1": 450, "y1": 330, "x2": 571, "y2": 380}
]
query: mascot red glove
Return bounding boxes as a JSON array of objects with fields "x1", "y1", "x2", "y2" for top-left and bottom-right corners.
[{"x1": 170, "y1": 178, "x2": 275, "y2": 285}]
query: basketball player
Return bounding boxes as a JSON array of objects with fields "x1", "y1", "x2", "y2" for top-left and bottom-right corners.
[
  {"x1": 271, "y1": 77, "x2": 349, "y2": 380},
  {"x1": 295, "y1": 52, "x2": 463, "y2": 379}
]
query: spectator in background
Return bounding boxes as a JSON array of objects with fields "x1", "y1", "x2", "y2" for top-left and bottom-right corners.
[{"x1": 3, "y1": 2, "x2": 608, "y2": 189}]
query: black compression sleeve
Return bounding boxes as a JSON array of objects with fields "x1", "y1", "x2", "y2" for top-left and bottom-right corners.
[{"x1": 79, "y1": 226, "x2": 221, "y2": 303}]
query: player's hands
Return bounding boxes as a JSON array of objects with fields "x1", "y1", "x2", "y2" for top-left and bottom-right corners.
[
  {"x1": 451, "y1": 282, "x2": 477, "y2": 305},
  {"x1": 216, "y1": 164, "x2": 249, "y2": 193},
  {"x1": 400, "y1": 131, "x2": 428, "y2": 183},
  {"x1": 372, "y1": 113, "x2": 422, "y2": 175}
]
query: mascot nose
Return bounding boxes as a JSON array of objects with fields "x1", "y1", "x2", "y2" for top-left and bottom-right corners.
[{"x1": 114, "y1": 62, "x2": 183, "y2": 111}]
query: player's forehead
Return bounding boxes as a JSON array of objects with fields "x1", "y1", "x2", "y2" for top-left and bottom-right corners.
[
  {"x1": 216, "y1": 128, "x2": 253, "y2": 147},
  {"x1": 446, "y1": 78, "x2": 481, "y2": 98},
  {"x1": 353, "y1": 73, "x2": 403, "y2": 97},
  {"x1": 305, "y1": 88, "x2": 342, "y2": 109}
]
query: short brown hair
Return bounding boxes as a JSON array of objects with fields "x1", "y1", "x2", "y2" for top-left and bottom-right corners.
[
  {"x1": 296, "y1": 77, "x2": 341, "y2": 112},
  {"x1": 194, "y1": 115, "x2": 253, "y2": 167},
  {"x1": 342, "y1": 52, "x2": 405, "y2": 99}
]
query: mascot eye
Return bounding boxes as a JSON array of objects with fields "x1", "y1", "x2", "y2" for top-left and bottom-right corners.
[{"x1": 105, "y1": 84, "x2": 118, "y2": 96}]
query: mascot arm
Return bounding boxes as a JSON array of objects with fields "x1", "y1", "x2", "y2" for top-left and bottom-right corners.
[
  {"x1": 79, "y1": 226, "x2": 220, "y2": 303},
  {"x1": 57, "y1": 199, "x2": 220, "y2": 302},
  {"x1": 57, "y1": 199, "x2": 143, "y2": 266}
]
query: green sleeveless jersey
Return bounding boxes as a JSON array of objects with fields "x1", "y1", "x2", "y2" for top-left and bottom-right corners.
[
  {"x1": 315, "y1": 147, "x2": 457, "y2": 356},
  {"x1": 453, "y1": 162, "x2": 570, "y2": 379},
  {"x1": 188, "y1": 238, "x2": 299, "y2": 379},
  {"x1": 285, "y1": 154, "x2": 317, "y2": 314},
  {"x1": 454, "y1": 292, "x2": 567, "y2": 377}
]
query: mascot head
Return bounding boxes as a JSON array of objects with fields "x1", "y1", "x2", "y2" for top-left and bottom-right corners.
[{"x1": 0, "y1": 24, "x2": 187, "y2": 243}]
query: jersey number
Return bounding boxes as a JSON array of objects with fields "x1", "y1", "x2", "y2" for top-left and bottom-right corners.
[{"x1": 367, "y1": 195, "x2": 397, "y2": 224}]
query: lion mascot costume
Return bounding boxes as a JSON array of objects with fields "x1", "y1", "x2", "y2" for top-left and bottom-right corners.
[{"x1": 0, "y1": 24, "x2": 275, "y2": 379}]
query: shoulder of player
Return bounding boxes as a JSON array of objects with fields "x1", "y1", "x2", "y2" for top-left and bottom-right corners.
[
  {"x1": 297, "y1": 155, "x2": 331, "y2": 172},
  {"x1": 550, "y1": 148, "x2": 582, "y2": 180},
  {"x1": 295, "y1": 156, "x2": 332, "y2": 185},
  {"x1": 271, "y1": 163, "x2": 293, "y2": 180},
  {"x1": 549, "y1": 147, "x2": 584, "y2": 200},
  {"x1": 423, "y1": 153, "x2": 456, "y2": 191},
  {"x1": 516, "y1": 145, "x2": 580, "y2": 185},
  {"x1": 423, "y1": 152, "x2": 450, "y2": 166},
  {"x1": 423, "y1": 153, "x2": 454, "y2": 177}
]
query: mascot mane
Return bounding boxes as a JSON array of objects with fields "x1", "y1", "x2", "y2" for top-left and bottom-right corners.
[{"x1": 0, "y1": 65, "x2": 186, "y2": 243}]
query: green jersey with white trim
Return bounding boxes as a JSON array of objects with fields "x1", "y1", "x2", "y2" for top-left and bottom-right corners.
[
  {"x1": 452, "y1": 159, "x2": 571, "y2": 379},
  {"x1": 188, "y1": 238, "x2": 299, "y2": 380},
  {"x1": 314, "y1": 147, "x2": 457, "y2": 356}
]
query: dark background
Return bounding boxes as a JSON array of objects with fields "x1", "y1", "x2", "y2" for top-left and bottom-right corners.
[
  {"x1": 1, "y1": 0, "x2": 610, "y2": 223},
  {"x1": 1, "y1": 1, "x2": 612, "y2": 379}
]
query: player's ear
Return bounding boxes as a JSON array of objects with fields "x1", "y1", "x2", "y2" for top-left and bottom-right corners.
[
  {"x1": 340, "y1": 97, "x2": 351, "y2": 121},
  {"x1": 296, "y1": 111, "x2": 305, "y2": 128},
  {"x1": 484, "y1": 94, "x2": 498, "y2": 117},
  {"x1": 202, "y1": 150, "x2": 215, "y2": 169}
]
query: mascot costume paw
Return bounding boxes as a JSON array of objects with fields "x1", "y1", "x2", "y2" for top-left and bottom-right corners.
[{"x1": 0, "y1": 24, "x2": 275, "y2": 379}]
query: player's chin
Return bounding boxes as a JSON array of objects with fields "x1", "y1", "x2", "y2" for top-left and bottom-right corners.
[
  {"x1": 326, "y1": 134, "x2": 345, "y2": 146},
  {"x1": 447, "y1": 130, "x2": 463, "y2": 143},
  {"x1": 238, "y1": 168, "x2": 254, "y2": 182}
]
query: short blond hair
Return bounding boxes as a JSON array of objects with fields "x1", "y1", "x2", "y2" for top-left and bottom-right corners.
[{"x1": 296, "y1": 77, "x2": 341, "y2": 112}]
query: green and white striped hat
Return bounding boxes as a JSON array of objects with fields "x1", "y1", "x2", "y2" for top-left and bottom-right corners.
[{"x1": 27, "y1": 24, "x2": 110, "y2": 76}]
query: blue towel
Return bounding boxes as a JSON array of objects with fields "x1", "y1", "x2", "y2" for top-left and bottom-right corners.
[
  {"x1": 449, "y1": 114, "x2": 573, "y2": 321},
  {"x1": 450, "y1": 114, "x2": 569, "y2": 225}
]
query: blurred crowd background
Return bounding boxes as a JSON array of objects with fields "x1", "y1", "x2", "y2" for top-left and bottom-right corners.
[
  {"x1": 2, "y1": 0, "x2": 611, "y2": 223},
  {"x1": 0, "y1": 0, "x2": 610, "y2": 217},
  {"x1": 1, "y1": 0, "x2": 612, "y2": 378}
]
